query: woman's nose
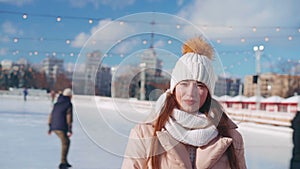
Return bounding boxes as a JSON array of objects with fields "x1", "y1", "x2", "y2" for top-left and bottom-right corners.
[{"x1": 186, "y1": 83, "x2": 197, "y2": 95}]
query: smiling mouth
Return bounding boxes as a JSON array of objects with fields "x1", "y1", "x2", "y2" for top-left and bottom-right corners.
[{"x1": 184, "y1": 100, "x2": 196, "y2": 105}]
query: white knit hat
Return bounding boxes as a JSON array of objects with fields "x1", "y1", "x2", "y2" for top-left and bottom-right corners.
[
  {"x1": 63, "y1": 88, "x2": 73, "y2": 96},
  {"x1": 170, "y1": 52, "x2": 217, "y2": 94}
]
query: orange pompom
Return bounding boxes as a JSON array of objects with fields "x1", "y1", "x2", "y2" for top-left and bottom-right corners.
[{"x1": 182, "y1": 36, "x2": 214, "y2": 60}]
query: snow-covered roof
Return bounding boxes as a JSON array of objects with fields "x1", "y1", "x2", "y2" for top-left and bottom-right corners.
[
  {"x1": 217, "y1": 95, "x2": 232, "y2": 102},
  {"x1": 212, "y1": 95, "x2": 220, "y2": 100},
  {"x1": 244, "y1": 96, "x2": 264, "y2": 102},
  {"x1": 262, "y1": 96, "x2": 284, "y2": 103},
  {"x1": 281, "y1": 95, "x2": 300, "y2": 104},
  {"x1": 227, "y1": 95, "x2": 248, "y2": 102}
]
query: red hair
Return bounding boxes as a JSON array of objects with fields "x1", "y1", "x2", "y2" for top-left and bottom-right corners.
[{"x1": 147, "y1": 93, "x2": 240, "y2": 169}]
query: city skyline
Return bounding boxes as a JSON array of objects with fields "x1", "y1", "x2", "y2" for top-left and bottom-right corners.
[{"x1": 0, "y1": 0, "x2": 300, "y2": 79}]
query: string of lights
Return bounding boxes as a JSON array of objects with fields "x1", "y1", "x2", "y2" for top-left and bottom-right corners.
[
  {"x1": 7, "y1": 47, "x2": 298, "y2": 65},
  {"x1": 1, "y1": 9, "x2": 300, "y2": 31},
  {"x1": 1, "y1": 9, "x2": 299, "y2": 72},
  {"x1": 8, "y1": 33, "x2": 300, "y2": 45},
  {"x1": 2, "y1": 9, "x2": 299, "y2": 50}
]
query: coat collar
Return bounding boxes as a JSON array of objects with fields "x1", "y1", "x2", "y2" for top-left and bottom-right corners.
[
  {"x1": 156, "y1": 130, "x2": 233, "y2": 169},
  {"x1": 156, "y1": 130, "x2": 193, "y2": 168}
]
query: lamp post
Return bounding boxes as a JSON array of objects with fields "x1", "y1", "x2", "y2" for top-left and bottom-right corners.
[
  {"x1": 253, "y1": 45, "x2": 264, "y2": 110},
  {"x1": 139, "y1": 63, "x2": 146, "y2": 100}
]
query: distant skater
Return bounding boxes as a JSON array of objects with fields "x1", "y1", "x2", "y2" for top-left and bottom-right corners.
[
  {"x1": 48, "y1": 88, "x2": 73, "y2": 169},
  {"x1": 50, "y1": 90, "x2": 56, "y2": 103},
  {"x1": 290, "y1": 101, "x2": 300, "y2": 169},
  {"x1": 23, "y1": 88, "x2": 28, "y2": 101}
]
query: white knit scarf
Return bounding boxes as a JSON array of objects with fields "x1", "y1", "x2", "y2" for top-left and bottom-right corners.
[{"x1": 164, "y1": 108, "x2": 218, "y2": 147}]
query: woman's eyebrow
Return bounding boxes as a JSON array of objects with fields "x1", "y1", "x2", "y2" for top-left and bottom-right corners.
[{"x1": 197, "y1": 82, "x2": 205, "y2": 85}]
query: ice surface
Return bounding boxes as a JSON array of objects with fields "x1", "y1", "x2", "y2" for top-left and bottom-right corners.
[{"x1": 0, "y1": 95, "x2": 293, "y2": 169}]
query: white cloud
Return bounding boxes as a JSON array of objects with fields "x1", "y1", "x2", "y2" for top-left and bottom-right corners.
[
  {"x1": 72, "y1": 19, "x2": 116, "y2": 48},
  {"x1": 153, "y1": 40, "x2": 165, "y2": 48},
  {"x1": 0, "y1": 0, "x2": 33, "y2": 6},
  {"x1": 0, "y1": 36, "x2": 10, "y2": 43},
  {"x1": 71, "y1": 32, "x2": 90, "y2": 48},
  {"x1": 72, "y1": 18, "x2": 137, "y2": 53},
  {"x1": 0, "y1": 48, "x2": 8, "y2": 56},
  {"x1": 177, "y1": 0, "x2": 300, "y2": 39},
  {"x1": 69, "y1": 0, "x2": 135, "y2": 9},
  {"x1": 2, "y1": 22, "x2": 17, "y2": 34},
  {"x1": 177, "y1": 0, "x2": 184, "y2": 6},
  {"x1": 112, "y1": 39, "x2": 140, "y2": 54}
]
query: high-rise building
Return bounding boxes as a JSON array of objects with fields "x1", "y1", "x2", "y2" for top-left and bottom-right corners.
[
  {"x1": 140, "y1": 48, "x2": 163, "y2": 76},
  {"x1": 214, "y1": 76, "x2": 241, "y2": 96},
  {"x1": 84, "y1": 51, "x2": 102, "y2": 95},
  {"x1": 111, "y1": 48, "x2": 168, "y2": 100},
  {"x1": 1, "y1": 60, "x2": 13, "y2": 70},
  {"x1": 244, "y1": 73, "x2": 300, "y2": 98},
  {"x1": 42, "y1": 56, "x2": 64, "y2": 87},
  {"x1": 96, "y1": 66, "x2": 112, "y2": 96}
]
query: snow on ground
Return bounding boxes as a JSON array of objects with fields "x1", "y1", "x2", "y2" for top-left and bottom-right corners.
[{"x1": 0, "y1": 95, "x2": 294, "y2": 169}]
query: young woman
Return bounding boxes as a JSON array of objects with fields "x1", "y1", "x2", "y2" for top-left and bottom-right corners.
[{"x1": 122, "y1": 37, "x2": 247, "y2": 169}]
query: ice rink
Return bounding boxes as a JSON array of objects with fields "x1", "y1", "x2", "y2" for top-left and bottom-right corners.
[{"x1": 0, "y1": 95, "x2": 293, "y2": 169}]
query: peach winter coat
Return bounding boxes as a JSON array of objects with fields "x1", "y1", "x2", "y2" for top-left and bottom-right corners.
[{"x1": 121, "y1": 121, "x2": 246, "y2": 169}]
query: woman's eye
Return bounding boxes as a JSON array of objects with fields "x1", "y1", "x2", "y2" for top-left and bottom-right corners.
[
  {"x1": 179, "y1": 82, "x2": 188, "y2": 86},
  {"x1": 197, "y1": 84, "x2": 205, "y2": 88}
]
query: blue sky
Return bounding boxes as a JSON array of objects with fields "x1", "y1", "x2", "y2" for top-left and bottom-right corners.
[{"x1": 0, "y1": 0, "x2": 299, "y2": 79}]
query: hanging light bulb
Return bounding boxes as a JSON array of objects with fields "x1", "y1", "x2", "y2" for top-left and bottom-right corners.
[
  {"x1": 240, "y1": 38, "x2": 245, "y2": 43},
  {"x1": 88, "y1": 19, "x2": 93, "y2": 24},
  {"x1": 216, "y1": 39, "x2": 221, "y2": 44},
  {"x1": 66, "y1": 39, "x2": 71, "y2": 44},
  {"x1": 252, "y1": 27, "x2": 257, "y2": 32},
  {"x1": 167, "y1": 40, "x2": 172, "y2": 44},
  {"x1": 56, "y1": 16, "x2": 62, "y2": 22},
  {"x1": 276, "y1": 27, "x2": 280, "y2": 32},
  {"x1": 22, "y1": 13, "x2": 28, "y2": 19},
  {"x1": 176, "y1": 24, "x2": 181, "y2": 29},
  {"x1": 288, "y1": 36, "x2": 293, "y2": 41},
  {"x1": 264, "y1": 36, "x2": 269, "y2": 42},
  {"x1": 13, "y1": 37, "x2": 19, "y2": 43}
]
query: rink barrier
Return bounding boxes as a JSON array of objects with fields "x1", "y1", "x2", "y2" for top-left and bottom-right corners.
[
  {"x1": 0, "y1": 93, "x2": 294, "y2": 127},
  {"x1": 74, "y1": 95, "x2": 294, "y2": 127},
  {"x1": 73, "y1": 95, "x2": 155, "y2": 110},
  {"x1": 226, "y1": 108, "x2": 293, "y2": 127}
]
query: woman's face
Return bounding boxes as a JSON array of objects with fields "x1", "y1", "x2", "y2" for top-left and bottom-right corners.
[{"x1": 175, "y1": 80, "x2": 209, "y2": 114}]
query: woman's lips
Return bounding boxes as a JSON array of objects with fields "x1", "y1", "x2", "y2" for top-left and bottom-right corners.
[{"x1": 183, "y1": 100, "x2": 196, "y2": 105}]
